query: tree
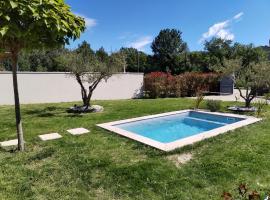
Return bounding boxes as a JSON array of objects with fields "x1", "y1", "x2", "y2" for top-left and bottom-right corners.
[
  {"x1": 260, "y1": 45, "x2": 270, "y2": 60},
  {"x1": 96, "y1": 47, "x2": 109, "y2": 62},
  {"x1": 76, "y1": 40, "x2": 95, "y2": 57},
  {"x1": 217, "y1": 45, "x2": 269, "y2": 108},
  {"x1": 151, "y1": 29, "x2": 188, "y2": 74},
  {"x1": 0, "y1": 0, "x2": 85, "y2": 151},
  {"x1": 187, "y1": 51, "x2": 211, "y2": 72},
  {"x1": 120, "y1": 47, "x2": 149, "y2": 72},
  {"x1": 59, "y1": 43, "x2": 126, "y2": 111},
  {"x1": 204, "y1": 38, "x2": 233, "y2": 68}
]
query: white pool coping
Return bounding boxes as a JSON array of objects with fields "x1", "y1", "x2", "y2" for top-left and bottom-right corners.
[{"x1": 97, "y1": 110, "x2": 261, "y2": 152}]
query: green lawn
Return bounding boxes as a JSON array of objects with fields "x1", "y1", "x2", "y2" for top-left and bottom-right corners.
[{"x1": 0, "y1": 98, "x2": 269, "y2": 200}]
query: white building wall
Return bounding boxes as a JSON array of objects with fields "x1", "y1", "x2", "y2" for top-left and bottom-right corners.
[{"x1": 0, "y1": 72, "x2": 144, "y2": 105}]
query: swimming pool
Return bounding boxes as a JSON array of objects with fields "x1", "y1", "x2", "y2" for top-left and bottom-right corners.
[{"x1": 97, "y1": 110, "x2": 260, "y2": 151}]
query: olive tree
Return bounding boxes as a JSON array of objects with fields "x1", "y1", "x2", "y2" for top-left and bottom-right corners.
[
  {"x1": 218, "y1": 44, "x2": 270, "y2": 108},
  {"x1": 223, "y1": 59, "x2": 270, "y2": 108},
  {"x1": 59, "y1": 45, "x2": 126, "y2": 112},
  {"x1": 0, "y1": 0, "x2": 85, "y2": 151}
]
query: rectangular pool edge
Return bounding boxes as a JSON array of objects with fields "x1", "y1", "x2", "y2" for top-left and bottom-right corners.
[{"x1": 97, "y1": 110, "x2": 261, "y2": 152}]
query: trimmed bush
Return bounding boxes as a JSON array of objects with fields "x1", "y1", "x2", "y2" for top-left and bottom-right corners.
[
  {"x1": 143, "y1": 72, "x2": 176, "y2": 98},
  {"x1": 206, "y1": 100, "x2": 221, "y2": 112},
  {"x1": 144, "y1": 72, "x2": 221, "y2": 98}
]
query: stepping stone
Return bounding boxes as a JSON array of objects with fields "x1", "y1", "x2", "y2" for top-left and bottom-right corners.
[
  {"x1": 38, "y1": 133, "x2": 62, "y2": 141},
  {"x1": 67, "y1": 128, "x2": 90, "y2": 135},
  {"x1": 0, "y1": 139, "x2": 18, "y2": 147}
]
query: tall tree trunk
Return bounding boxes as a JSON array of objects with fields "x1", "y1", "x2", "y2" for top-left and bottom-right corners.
[{"x1": 11, "y1": 51, "x2": 24, "y2": 151}]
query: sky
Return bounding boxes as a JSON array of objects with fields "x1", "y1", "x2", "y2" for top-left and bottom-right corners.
[{"x1": 65, "y1": 0, "x2": 270, "y2": 54}]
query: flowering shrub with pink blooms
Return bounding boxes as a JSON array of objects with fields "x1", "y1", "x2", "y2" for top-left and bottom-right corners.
[{"x1": 144, "y1": 72, "x2": 221, "y2": 98}]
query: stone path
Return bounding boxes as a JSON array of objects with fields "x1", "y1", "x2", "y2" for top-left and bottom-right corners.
[
  {"x1": 39, "y1": 133, "x2": 62, "y2": 141},
  {"x1": 1, "y1": 127, "x2": 90, "y2": 148},
  {"x1": 67, "y1": 128, "x2": 90, "y2": 135},
  {"x1": 0, "y1": 139, "x2": 18, "y2": 147}
]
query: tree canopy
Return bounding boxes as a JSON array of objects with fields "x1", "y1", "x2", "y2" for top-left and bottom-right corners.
[
  {"x1": 151, "y1": 29, "x2": 188, "y2": 74},
  {"x1": 215, "y1": 44, "x2": 270, "y2": 107},
  {"x1": 204, "y1": 38, "x2": 234, "y2": 68},
  {"x1": 120, "y1": 47, "x2": 150, "y2": 72},
  {"x1": 0, "y1": 0, "x2": 85, "y2": 52},
  {"x1": 58, "y1": 41, "x2": 126, "y2": 110}
]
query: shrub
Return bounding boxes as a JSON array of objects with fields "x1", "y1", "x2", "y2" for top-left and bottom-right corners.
[
  {"x1": 194, "y1": 91, "x2": 205, "y2": 109},
  {"x1": 175, "y1": 72, "x2": 220, "y2": 97},
  {"x1": 206, "y1": 100, "x2": 221, "y2": 112},
  {"x1": 144, "y1": 72, "x2": 221, "y2": 98},
  {"x1": 144, "y1": 72, "x2": 176, "y2": 98},
  {"x1": 254, "y1": 98, "x2": 268, "y2": 117}
]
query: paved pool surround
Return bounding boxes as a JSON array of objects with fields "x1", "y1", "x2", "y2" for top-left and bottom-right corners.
[{"x1": 97, "y1": 110, "x2": 261, "y2": 151}]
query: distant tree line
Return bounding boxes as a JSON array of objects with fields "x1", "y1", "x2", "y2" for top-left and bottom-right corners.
[{"x1": 1, "y1": 28, "x2": 269, "y2": 74}]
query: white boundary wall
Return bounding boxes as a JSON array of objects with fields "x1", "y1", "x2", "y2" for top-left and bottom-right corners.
[{"x1": 0, "y1": 72, "x2": 144, "y2": 105}]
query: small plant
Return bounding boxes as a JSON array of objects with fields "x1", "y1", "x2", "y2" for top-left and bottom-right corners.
[
  {"x1": 264, "y1": 93, "x2": 270, "y2": 103},
  {"x1": 206, "y1": 100, "x2": 221, "y2": 112},
  {"x1": 222, "y1": 183, "x2": 268, "y2": 200},
  {"x1": 194, "y1": 91, "x2": 205, "y2": 109},
  {"x1": 255, "y1": 98, "x2": 267, "y2": 117}
]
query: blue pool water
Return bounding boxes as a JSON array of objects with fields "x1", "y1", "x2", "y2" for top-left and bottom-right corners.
[{"x1": 114, "y1": 111, "x2": 244, "y2": 143}]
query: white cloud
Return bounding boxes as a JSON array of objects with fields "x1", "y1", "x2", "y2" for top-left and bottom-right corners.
[
  {"x1": 216, "y1": 29, "x2": 235, "y2": 40},
  {"x1": 199, "y1": 12, "x2": 244, "y2": 43},
  {"x1": 118, "y1": 32, "x2": 138, "y2": 40},
  {"x1": 74, "y1": 12, "x2": 97, "y2": 29},
  {"x1": 233, "y1": 12, "x2": 244, "y2": 20},
  {"x1": 129, "y1": 36, "x2": 152, "y2": 51}
]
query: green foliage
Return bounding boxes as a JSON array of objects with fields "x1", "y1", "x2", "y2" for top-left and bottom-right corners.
[
  {"x1": 60, "y1": 48, "x2": 125, "y2": 82},
  {"x1": 254, "y1": 98, "x2": 268, "y2": 117},
  {"x1": 96, "y1": 47, "x2": 109, "y2": 62},
  {"x1": 120, "y1": 47, "x2": 150, "y2": 72},
  {"x1": 207, "y1": 41, "x2": 270, "y2": 107},
  {"x1": 223, "y1": 56, "x2": 270, "y2": 107},
  {"x1": 0, "y1": 0, "x2": 85, "y2": 50},
  {"x1": 76, "y1": 40, "x2": 95, "y2": 57},
  {"x1": 187, "y1": 51, "x2": 212, "y2": 72},
  {"x1": 204, "y1": 38, "x2": 234, "y2": 69},
  {"x1": 206, "y1": 100, "x2": 221, "y2": 112},
  {"x1": 233, "y1": 43, "x2": 266, "y2": 67},
  {"x1": 265, "y1": 93, "x2": 270, "y2": 100},
  {"x1": 151, "y1": 28, "x2": 188, "y2": 74},
  {"x1": 194, "y1": 92, "x2": 205, "y2": 109},
  {"x1": 19, "y1": 48, "x2": 67, "y2": 71},
  {"x1": 58, "y1": 41, "x2": 126, "y2": 107},
  {"x1": 260, "y1": 45, "x2": 270, "y2": 60}
]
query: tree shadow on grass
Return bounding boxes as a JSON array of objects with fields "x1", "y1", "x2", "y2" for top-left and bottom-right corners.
[
  {"x1": 66, "y1": 114, "x2": 84, "y2": 118},
  {"x1": 24, "y1": 106, "x2": 62, "y2": 118},
  {"x1": 27, "y1": 147, "x2": 55, "y2": 162}
]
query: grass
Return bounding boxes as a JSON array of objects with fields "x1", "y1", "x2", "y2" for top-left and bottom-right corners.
[{"x1": 0, "y1": 98, "x2": 269, "y2": 199}]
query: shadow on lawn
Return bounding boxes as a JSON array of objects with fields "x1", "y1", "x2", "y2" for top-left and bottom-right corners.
[
  {"x1": 24, "y1": 106, "x2": 62, "y2": 118},
  {"x1": 66, "y1": 114, "x2": 84, "y2": 118},
  {"x1": 28, "y1": 147, "x2": 55, "y2": 162}
]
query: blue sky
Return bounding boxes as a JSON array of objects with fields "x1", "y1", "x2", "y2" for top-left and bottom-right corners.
[{"x1": 66, "y1": 0, "x2": 270, "y2": 54}]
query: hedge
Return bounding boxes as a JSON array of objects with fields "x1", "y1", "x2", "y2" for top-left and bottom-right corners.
[{"x1": 144, "y1": 72, "x2": 221, "y2": 98}]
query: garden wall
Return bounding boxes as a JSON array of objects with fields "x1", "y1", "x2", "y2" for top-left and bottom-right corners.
[{"x1": 0, "y1": 72, "x2": 144, "y2": 105}]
